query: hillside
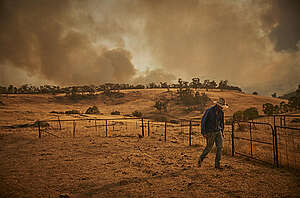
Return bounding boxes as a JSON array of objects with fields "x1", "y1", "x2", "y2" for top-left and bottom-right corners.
[{"x1": 0, "y1": 89, "x2": 286, "y2": 126}]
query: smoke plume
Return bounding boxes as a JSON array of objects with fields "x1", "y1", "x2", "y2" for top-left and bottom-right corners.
[
  {"x1": 0, "y1": 0, "x2": 299, "y2": 95},
  {"x1": 0, "y1": 0, "x2": 136, "y2": 85}
]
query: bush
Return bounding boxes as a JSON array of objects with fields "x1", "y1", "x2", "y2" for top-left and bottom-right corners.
[
  {"x1": 154, "y1": 100, "x2": 168, "y2": 112},
  {"x1": 85, "y1": 106, "x2": 100, "y2": 114},
  {"x1": 263, "y1": 103, "x2": 274, "y2": 115},
  {"x1": 243, "y1": 107, "x2": 259, "y2": 120},
  {"x1": 111, "y1": 111, "x2": 120, "y2": 115},
  {"x1": 132, "y1": 110, "x2": 142, "y2": 117},
  {"x1": 65, "y1": 110, "x2": 80, "y2": 114}
]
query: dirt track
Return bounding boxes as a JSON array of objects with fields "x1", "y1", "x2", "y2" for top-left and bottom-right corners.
[{"x1": 1, "y1": 129, "x2": 299, "y2": 198}]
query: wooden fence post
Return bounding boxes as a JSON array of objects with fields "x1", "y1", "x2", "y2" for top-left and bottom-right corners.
[
  {"x1": 38, "y1": 121, "x2": 41, "y2": 139},
  {"x1": 189, "y1": 121, "x2": 192, "y2": 146},
  {"x1": 105, "y1": 120, "x2": 108, "y2": 137},
  {"x1": 164, "y1": 121, "x2": 167, "y2": 142},
  {"x1": 231, "y1": 122, "x2": 235, "y2": 156},
  {"x1": 274, "y1": 126, "x2": 279, "y2": 168},
  {"x1": 148, "y1": 121, "x2": 150, "y2": 136},
  {"x1": 95, "y1": 119, "x2": 97, "y2": 133},
  {"x1": 58, "y1": 116, "x2": 61, "y2": 130},
  {"x1": 141, "y1": 118, "x2": 144, "y2": 137},
  {"x1": 249, "y1": 122, "x2": 253, "y2": 156},
  {"x1": 73, "y1": 120, "x2": 76, "y2": 138}
]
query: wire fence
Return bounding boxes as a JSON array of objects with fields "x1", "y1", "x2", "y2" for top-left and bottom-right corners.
[
  {"x1": 2, "y1": 114, "x2": 299, "y2": 170},
  {"x1": 275, "y1": 126, "x2": 300, "y2": 170}
]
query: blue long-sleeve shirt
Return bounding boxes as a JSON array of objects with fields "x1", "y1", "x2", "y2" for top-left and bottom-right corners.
[{"x1": 201, "y1": 105, "x2": 224, "y2": 135}]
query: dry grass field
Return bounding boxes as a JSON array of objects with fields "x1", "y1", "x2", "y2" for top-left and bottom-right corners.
[{"x1": 1, "y1": 89, "x2": 300, "y2": 197}]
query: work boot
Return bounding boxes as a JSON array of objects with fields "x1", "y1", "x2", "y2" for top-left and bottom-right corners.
[
  {"x1": 198, "y1": 158, "x2": 203, "y2": 167},
  {"x1": 215, "y1": 164, "x2": 223, "y2": 170}
]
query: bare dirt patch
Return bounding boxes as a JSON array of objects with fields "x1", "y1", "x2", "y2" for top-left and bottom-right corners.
[{"x1": 0, "y1": 129, "x2": 300, "y2": 198}]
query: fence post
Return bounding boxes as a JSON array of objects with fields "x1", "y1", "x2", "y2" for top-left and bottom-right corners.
[
  {"x1": 249, "y1": 122, "x2": 253, "y2": 156},
  {"x1": 73, "y1": 120, "x2": 76, "y2": 138},
  {"x1": 38, "y1": 121, "x2": 41, "y2": 139},
  {"x1": 274, "y1": 126, "x2": 279, "y2": 168},
  {"x1": 105, "y1": 120, "x2": 108, "y2": 137},
  {"x1": 231, "y1": 122, "x2": 235, "y2": 156},
  {"x1": 142, "y1": 118, "x2": 144, "y2": 137},
  {"x1": 189, "y1": 121, "x2": 192, "y2": 146},
  {"x1": 164, "y1": 121, "x2": 167, "y2": 142},
  {"x1": 58, "y1": 116, "x2": 61, "y2": 130},
  {"x1": 95, "y1": 119, "x2": 97, "y2": 133},
  {"x1": 148, "y1": 121, "x2": 150, "y2": 136}
]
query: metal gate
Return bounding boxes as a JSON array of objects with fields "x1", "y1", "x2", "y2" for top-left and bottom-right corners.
[{"x1": 232, "y1": 121, "x2": 278, "y2": 167}]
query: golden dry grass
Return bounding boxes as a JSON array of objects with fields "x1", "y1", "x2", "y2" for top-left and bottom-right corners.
[{"x1": 0, "y1": 89, "x2": 299, "y2": 197}]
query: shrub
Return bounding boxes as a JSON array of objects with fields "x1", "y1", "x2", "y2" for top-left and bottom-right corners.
[
  {"x1": 65, "y1": 110, "x2": 80, "y2": 114},
  {"x1": 243, "y1": 107, "x2": 259, "y2": 120},
  {"x1": 111, "y1": 111, "x2": 120, "y2": 115},
  {"x1": 154, "y1": 100, "x2": 168, "y2": 112},
  {"x1": 85, "y1": 106, "x2": 100, "y2": 114},
  {"x1": 263, "y1": 103, "x2": 274, "y2": 115},
  {"x1": 132, "y1": 110, "x2": 142, "y2": 117}
]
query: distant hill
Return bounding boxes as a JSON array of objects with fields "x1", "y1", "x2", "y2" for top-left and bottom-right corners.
[
  {"x1": 280, "y1": 85, "x2": 300, "y2": 99},
  {"x1": 280, "y1": 91, "x2": 297, "y2": 99}
]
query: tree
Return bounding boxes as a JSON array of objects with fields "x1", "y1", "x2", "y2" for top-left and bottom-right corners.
[
  {"x1": 243, "y1": 107, "x2": 259, "y2": 120},
  {"x1": 252, "y1": 91, "x2": 258, "y2": 95},
  {"x1": 218, "y1": 80, "x2": 228, "y2": 90},
  {"x1": 280, "y1": 101, "x2": 289, "y2": 113},
  {"x1": 191, "y1": 78, "x2": 201, "y2": 90},
  {"x1": 263, "y1": 103, "x2": 274, "y2": 115}
]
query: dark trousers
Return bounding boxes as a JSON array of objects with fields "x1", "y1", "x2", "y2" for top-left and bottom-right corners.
[{"x1": 199, "y1": 131, "x2": 223, "y2": 166}]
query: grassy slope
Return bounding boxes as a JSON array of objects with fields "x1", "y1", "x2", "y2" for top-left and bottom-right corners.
[{"x1": 0, "y1": 89, "x2": 286, "y2": 125}]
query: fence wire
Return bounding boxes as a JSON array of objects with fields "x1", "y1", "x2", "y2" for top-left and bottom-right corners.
[{"x1": 276, "y1": 126, "x2": 300, "y2": 170}]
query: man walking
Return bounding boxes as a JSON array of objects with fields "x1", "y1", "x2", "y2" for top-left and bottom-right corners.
[{"x1": 198, "y1": 98, "x2": 228, "y2": 169}]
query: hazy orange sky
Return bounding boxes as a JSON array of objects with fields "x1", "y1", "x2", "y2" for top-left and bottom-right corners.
[{"x1": 0, "y1": 0, "x2": 299, "y2": 96}]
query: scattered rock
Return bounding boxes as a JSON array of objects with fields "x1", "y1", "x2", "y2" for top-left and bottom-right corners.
[{"x1": 85, "y1": 106, "x2": 100, "y2": 114}]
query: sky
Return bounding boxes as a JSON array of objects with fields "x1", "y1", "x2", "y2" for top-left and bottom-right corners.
[{"x1": 0, "y1": 0, "x2": 300, "y2": 96}]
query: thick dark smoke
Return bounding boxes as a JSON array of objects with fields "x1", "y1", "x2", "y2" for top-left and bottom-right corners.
[
  {"x1": 0, "y1": 0, "x2": 136, "y2": 85},
  {"x1": 0, "y1": 0, "x2": 299, "y2": 95},
  {"x1": 269, "y1": 0, "x2": 300, "y2": 51},
  {"x1": 132, "y1": 68, "x2": 176, "y2": 85}
]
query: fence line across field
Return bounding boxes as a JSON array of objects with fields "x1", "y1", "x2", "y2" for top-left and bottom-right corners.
[{"x1": 5, "y1": 113, "x2": 300, "y2": 170}]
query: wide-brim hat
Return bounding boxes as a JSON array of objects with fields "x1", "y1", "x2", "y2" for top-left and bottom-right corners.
[{"x1": 214, "y1": 97, "x2": 229, "y2": 108}]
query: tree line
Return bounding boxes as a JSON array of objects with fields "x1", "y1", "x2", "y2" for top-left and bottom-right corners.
[{"x1": 0, "y1": 78, "x2": 242, "y2": 95}]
